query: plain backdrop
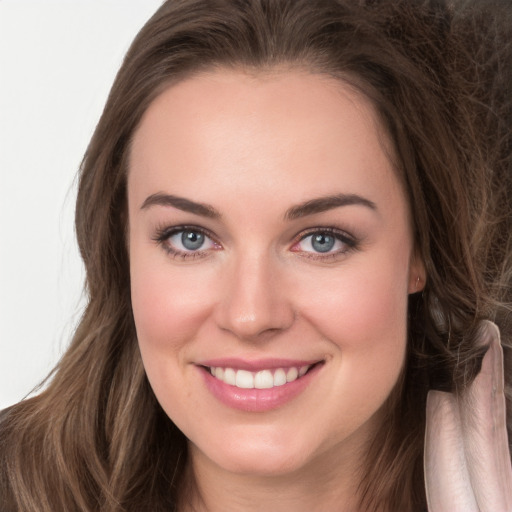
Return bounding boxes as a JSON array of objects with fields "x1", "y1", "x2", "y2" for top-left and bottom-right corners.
[{"x1": 0, "y1": 0, "x2": 163, "y2": 409}]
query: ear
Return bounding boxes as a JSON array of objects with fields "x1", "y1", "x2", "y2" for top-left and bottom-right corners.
[{"x1": 408, "y1": 248, "x2": 426, "y2": 294}]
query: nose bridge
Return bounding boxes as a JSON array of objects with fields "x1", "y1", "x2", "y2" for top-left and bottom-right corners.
[{"x1": 215, "y1": 248, "x2": 294, "y2": 340}]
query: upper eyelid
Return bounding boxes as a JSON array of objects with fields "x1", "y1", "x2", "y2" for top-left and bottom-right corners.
[
  {"x1": 293, "y1": 226, "x2": 355, "y2": 242},
  {"x1": 154, "y1": 225, "x2": 353, "y2": 238},
  {"x1": 152, "y1": 224, "x2": 358, "y2": 252},
  {"x1": 153, "y1": 224, "x2": 217, "y2": 242}
]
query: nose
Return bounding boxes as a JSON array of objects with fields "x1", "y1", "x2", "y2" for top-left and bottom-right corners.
[{"x1": 214, "y1": 253, "x2": 295, "y2": 342}]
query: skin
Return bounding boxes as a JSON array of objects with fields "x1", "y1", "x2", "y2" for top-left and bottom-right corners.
[{"x1": 128, "y1": 69, "x2": 426, "y2": 511}]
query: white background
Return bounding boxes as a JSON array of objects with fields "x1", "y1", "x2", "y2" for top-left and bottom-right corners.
[{"x1": 0, "y1": 0, "x2": 163, "y2": 409}]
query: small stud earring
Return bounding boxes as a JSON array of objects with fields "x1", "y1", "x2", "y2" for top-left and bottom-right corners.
[{"x1": 415, "y1": 276, "x2": 421, "y2": 291}]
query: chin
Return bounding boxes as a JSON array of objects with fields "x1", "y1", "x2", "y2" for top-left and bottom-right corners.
[
  {"x1": 214, "y1": 449, "x2": 309, "y2": 477},
  {"x1": 191, "y1": 427, "x2": 329, "y2": 478}
]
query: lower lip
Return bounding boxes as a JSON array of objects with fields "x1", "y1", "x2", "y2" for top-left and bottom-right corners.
[{"x1": 199, "y1": 364, "x2": 322, "y2": 412}]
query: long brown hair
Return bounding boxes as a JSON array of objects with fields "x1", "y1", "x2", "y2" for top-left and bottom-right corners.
[{"x1": 1, "y1": 1, "x2": 511, "y2": 510}]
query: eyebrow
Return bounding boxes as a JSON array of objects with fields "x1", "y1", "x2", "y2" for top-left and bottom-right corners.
[
  {"x1": 284, "y1": 193, "x2": 377, "y2": 220},
  {"x1": 140, "y1": 191, "x2": 377, "y2": 220},
  {"x1": 140, "y1": 193, "x2": 221, "y2": 218}
]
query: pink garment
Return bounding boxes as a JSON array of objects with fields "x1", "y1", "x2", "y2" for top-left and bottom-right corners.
[{"x1": 425, "y1": 321, "x2": 512, "y2": 512}]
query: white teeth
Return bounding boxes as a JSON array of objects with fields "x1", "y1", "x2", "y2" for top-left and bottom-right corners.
[
  {"x1": 254, "y1": 370, "x2": 274, "y2": 389},
  {"x1": 223, "y1": 368, "x2": 236, "y2": 386},
  {"x1": 235, "y1": 369, "x2": 254, "y2": 389},
  {"x1": 286, "y1": 367, "x2": 298, "y2": 382},
  {"x1": 273, "y1": 368, "x2": 287, "y2": 387},
  {"x1": 209, "y1": 364, "x2": 313, "y2": 389}
]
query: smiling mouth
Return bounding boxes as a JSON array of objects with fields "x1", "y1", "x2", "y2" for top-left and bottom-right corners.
[{"x1": 205, "y1": 364, "x2": 318, "y2": 389}]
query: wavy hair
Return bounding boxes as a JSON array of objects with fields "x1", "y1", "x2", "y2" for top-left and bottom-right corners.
[{"x1": 1, "y1": 1, "x2": 511, "y2": 510}]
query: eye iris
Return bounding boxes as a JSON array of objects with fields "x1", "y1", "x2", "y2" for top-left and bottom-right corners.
[
  {"x1": 181, "y1": 231, "x2": 205, "y2": 250},
  {"x1": 311, "y1": 233, "x2": 335, "y2": 253}
]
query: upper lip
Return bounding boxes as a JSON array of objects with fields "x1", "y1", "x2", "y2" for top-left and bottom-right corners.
[{"x1": 196, "y1": 358, "x2": 322, "y2": 371}]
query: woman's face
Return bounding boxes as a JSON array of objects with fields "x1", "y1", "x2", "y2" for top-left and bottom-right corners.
[{"x1": 128, "y1": 69, "x2": 424, "y2": 478}]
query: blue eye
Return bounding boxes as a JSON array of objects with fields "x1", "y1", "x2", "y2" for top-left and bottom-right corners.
[
  {"x1": 168, "y1": 229, "x2": 216, "y2": 253},
  {"x1": 293, "y1": 229, "x2": 356, "y2": 257},
  {"x1": 154, "y1": 226, "x2": 220, "y2": 258},
  {"x1": 180, "y1": 230, "x2": 205, "y2": 250},
  {"x1": 310, "y1": 233, "x2": 336, "y2": 253}
]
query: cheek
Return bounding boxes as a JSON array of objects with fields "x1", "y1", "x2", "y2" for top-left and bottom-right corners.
[
  {"x1": 296, "y1": 252, "x2": 410, "y2": 397},
  {"x1": 130, "y1": 250, "x2": 216, "y2": 361},
  {"x1": 308, "y1": 275, "x2": 408, "y2": 441},
  {"x1": 129, "y1": 256, "x2": 218, "y2": 419},
  {"x1": 303, "y1": 262, "x2": 408, "y2": 343}
]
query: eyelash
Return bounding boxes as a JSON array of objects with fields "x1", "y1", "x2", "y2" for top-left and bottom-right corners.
[
  {"x1": 153, "y1": 225, "x2": 219, "y2": 260},
  {"x1": 153, "y1": 225, "x2": 359, "y2": 261},
  {"x1": 290, "y1": 227, "x2": 359, "y2": 261}
]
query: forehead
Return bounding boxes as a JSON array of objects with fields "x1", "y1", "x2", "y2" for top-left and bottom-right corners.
[{"x1": 128, "y1": 68, "x2": 403, "y2": 215}]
